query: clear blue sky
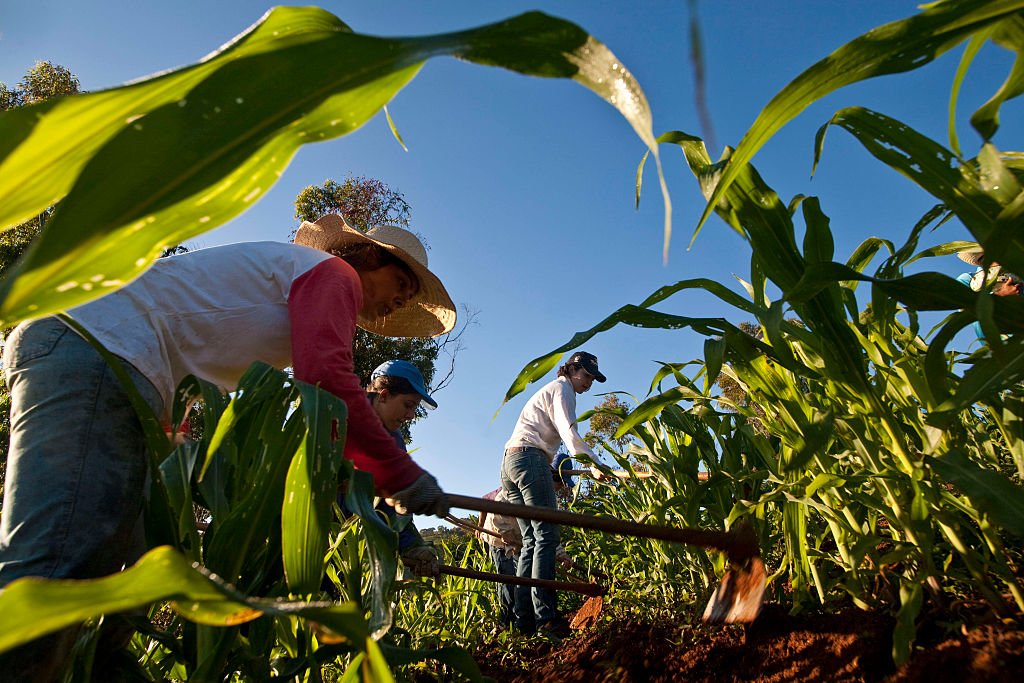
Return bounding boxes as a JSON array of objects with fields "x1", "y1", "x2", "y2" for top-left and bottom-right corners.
[{"x1": 2, "y1": 1, "x2": 1021, "y2": 517}]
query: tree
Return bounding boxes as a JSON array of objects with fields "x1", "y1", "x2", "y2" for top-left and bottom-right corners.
[
  {"x1": 293, "y1": 175, "x2": 475, "y2": 438},
  {"x1": 1, "y1": 62, "x2": 82, "y2": 498},
  {"x1": 0, "y1": 62, "x2": 81, "y2": 272},
  {"x1": 585, "y1": 393, "x2": 635, "y2": 455}
]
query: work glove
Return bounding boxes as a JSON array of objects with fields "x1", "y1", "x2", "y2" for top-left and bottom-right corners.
[
  {"x1": 589, "y1": 465, "x2": 608, "y2": 482},
  {"x1": 401, "y1": 544, "x2": 440, "y2": 577},
  {"x1": 386, "y1": 472, "x2": 449, "y2": 517},
  {"x1": 555, "y1": 544, "x2": 572, "y2": 567}
]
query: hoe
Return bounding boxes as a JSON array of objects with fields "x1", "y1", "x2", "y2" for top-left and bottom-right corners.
[{"x1": 447, "y1": 493, "x2": 765, "y2": 624}]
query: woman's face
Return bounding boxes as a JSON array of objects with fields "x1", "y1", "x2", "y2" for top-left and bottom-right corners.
[
  {"x1": 373, "y1": 390, "x2": 422, "y2": 432},
  {"x1": 358, "y1": 264, "x2": 418, "y2": 321},
  {"x1": 568, "y1": 367, "x2": 595, "y2": 394}
]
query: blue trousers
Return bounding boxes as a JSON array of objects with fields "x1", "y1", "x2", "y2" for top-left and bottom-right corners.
[
  {"x1": 488, "y1": 543, "x2": 519, "y2": 629},
  {"x1": 499, "y1": 447, "x2": 559, "y2": 630},
  {"x1": 0, "y1": 317, "x2": 163, "y2": 682}
]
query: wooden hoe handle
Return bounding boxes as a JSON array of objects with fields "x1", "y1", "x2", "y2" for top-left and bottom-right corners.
[
  {"x1": 439, "y1": 563, "x2": 605, "y2": 597},
  {"x1": 447, "y1": 493, "x2": 759, "y2": 562}
]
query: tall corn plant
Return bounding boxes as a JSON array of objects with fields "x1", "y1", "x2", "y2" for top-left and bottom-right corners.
[{"x1": 504, "y1": 0, "x2": 1024, "y2": 664}]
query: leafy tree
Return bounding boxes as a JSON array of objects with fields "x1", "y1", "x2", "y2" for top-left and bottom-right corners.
[
  {"x1": 293, "y1": 176, "x2": 475, "y2": 438},
  {"x1": 585, "y1": 393, "x2": 635, "y2": 455},
  {"x1": 1, "y1": 62, "x2": 81, "y2": 498},
  {"x1": 293, "y1": 176, "x2": 412, "y2": 239},
  {"x1": 0, "y1": 61, "x2": 80, "y2": 110}
]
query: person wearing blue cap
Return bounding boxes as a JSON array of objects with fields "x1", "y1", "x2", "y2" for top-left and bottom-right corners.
[
  {"x1": 336, "y1": 359, "x2": 442, "y2": 578},
  {"x1": 500, "y1": 351, "x2": 607, "y2": 639}
]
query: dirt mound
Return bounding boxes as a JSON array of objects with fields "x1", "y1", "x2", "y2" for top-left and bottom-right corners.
[
  {"x1": 890, "y1": 623, "x2": 1024, "y2": 683},
  {"x1": 472, "y1": 605, "x2": 1024, "y2": 682}
]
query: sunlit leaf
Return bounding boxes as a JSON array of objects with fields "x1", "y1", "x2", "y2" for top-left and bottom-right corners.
[
  {"x1": 0, "y1": 546, "x2": 368, "y2": 653},
  {"x1": 697, "y1": 0, "x2": 1024, "y2": 236},
  {"x1": 0, "y1": 8, "x2": 665, "y2": 325}
]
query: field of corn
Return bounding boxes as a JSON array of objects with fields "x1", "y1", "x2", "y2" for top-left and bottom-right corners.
[{"x1": 1, "y1": 1, "x2": 1024, "y2": 681}]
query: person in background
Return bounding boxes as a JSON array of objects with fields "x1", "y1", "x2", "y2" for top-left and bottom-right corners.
[
  {"x1": 955, "y1": 247, "x2": 1023, "y2": 343},
  {"x1": 478, "y1": 454, "x2": 575, "y2": 631},
  {"x1": 362, "y1": 360, "x2": 442, "y2": 578},
  {"x1": 0, "y1": 214, "x2": 454, "y2": 682},
  {"x1": 499, "y1": 351, "x2": 606, "y2": 638}
]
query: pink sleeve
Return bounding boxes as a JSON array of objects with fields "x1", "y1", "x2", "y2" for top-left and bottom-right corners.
[{"x1": 289, "y1": 258, "x2": 424, "y2": 495}]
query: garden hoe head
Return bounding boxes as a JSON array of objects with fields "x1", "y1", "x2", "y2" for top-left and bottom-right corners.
[{"x1": 701, "y1": 522, "x2": 765, "y2": 625}]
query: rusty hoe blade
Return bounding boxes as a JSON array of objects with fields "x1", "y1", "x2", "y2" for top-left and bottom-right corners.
[
  {"x1": 447, "y1": 494, "x2": 766, "y2": 623},
  {"x1": 701, "y1": 560, "x2": 766, "y2": 624}
]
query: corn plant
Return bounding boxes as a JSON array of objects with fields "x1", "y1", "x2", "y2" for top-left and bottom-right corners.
[{"x1": 503, "y1": 1, "x2": 1024, "y2": 665}]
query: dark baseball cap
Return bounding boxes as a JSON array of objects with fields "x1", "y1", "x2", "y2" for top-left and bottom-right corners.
[{"x1": 569, "y1": 351, "x2": 606, "y2": 383}]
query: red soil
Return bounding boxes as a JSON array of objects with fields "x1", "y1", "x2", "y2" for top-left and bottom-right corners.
[{"x1": 471, "y1": 604, "x2": 1024, "y2": 682}]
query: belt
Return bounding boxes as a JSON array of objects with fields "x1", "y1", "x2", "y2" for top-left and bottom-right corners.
[{"x1": 505, "y1": 445, "x2": 542, "y2": 456}]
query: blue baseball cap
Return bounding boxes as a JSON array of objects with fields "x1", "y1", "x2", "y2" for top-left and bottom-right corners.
[{"x1": 371, "y1": 360, "x2": 437, "y2": 408}]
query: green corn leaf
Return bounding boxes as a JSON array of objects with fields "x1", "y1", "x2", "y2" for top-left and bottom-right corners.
[
  {"x1": 379, "y1": 643, "x2": 485, "y2": 683},
  {"x1": 0, "y1": 7, "x2": 664, "y2": 326},
  {"x1": 814, "y1": 107, "x2": 1023, "y2": 273},
  {"x1": 343, "y1": 470, "x2": 399, "y2": 636},
  {"x1": 893, "y1": 580, "x2": 923, "y2": 666},
  {"x1": 801, "y1": 197, "x2": 835, "y2": 264},
  {"x1": 999, "y1": 394, "x2": 1024, "y2": 479},
  {"x1": 696, "y1": 0, "x2": 1024, "y2": 236},
  {"x1": 949, "y1": 31, "x2": 991, "y2": 157},
  {"x1": 682, "y1": 142, "x2": 870, "y2": 390},
  {"x1": 970, "y1": 16, "x2": 1024, "y2": 140},
  {"x1": 929, "y1": 336, "x2": 1024, "y2": 421},
  {"x1": 500, "y1": 305, "x2": 731, "y2": 407},
  {"x1": 281, "y1": 381, "x2": 347, "y2": 594},
  {"x1": 703, "y1": 336, "x2": 725, "y2": 395},
  {"x1": 202, "y1": 365, "x2": 307, "y2": 585},
  {"x1": 0, "y1": 546, "x2": 369, "y2": 653},
  {"x1": 172, "y1": 375, "x2": 233, "y2": 520},
  {"x1": 615, "y1": 386, "x2": 706, "y2": 439},
  {"x1": 159, "y1": 441, "x2": 203, "y2": 558},
  {"x1": 501, "y1": 270, "x2": 828, "y2": 406},
  {"x1": 204, "y1": 362, "x2": 291, "y2": 473},
  {"x1": 930, "y1": 448, "x2": 1024, "y2": 537}
]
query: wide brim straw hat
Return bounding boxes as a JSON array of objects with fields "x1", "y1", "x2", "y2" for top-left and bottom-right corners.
[
  {"x1": 957, "y1": 247, "x2": 986, "y2": 266},
  {"x1": 294, "y1": 214, "x2": 456, "y2": 337}
]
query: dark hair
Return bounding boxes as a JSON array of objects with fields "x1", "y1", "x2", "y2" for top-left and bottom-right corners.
[
  {"x1": 557, "y1": 361, "x2": 583, "y2": 379},
  {"x1": 367, "y1": 374, "x2": 419, "y2": 400},
  {"x1": 330, "y1": 243, "x2": 420, "y2": 293}
]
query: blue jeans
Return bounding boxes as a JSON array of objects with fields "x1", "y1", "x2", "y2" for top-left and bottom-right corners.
[
  {"x1": 0, "y1": 317, "x2": 163, "y2": 681},
  {"x1": 488, "y1": 543, "x2": 520, "y2": 629},
  {"x1": 499, "y1": 447, "x2": 559, "y2": 630}
]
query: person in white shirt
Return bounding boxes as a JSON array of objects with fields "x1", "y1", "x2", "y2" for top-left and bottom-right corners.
[
  {"x1": 499, "y1": 351, "x2": 606, "y2": 637},
  {"x1": 478, "y1": 456, "x2": 574, "y2": 631}
]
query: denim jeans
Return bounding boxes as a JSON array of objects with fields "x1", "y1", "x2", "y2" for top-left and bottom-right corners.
[
  {"x1": 0, "y1": 317, "x2": 163, "y2": 682},
  {"x1": 488, "y1": 543, "x2": 520, "y2": 629},
  {"x1": 499, "y1": 447, "x2": 560, "y2": 630}
]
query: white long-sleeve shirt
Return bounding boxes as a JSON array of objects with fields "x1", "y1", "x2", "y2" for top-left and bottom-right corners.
[{"x1": 503, "y1": 376, "x2": 597, "y2": 463}]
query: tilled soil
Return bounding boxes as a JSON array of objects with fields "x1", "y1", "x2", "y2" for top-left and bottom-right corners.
[{"x1": 471, "y1": 604, "x2": 1024, "y2": 682}]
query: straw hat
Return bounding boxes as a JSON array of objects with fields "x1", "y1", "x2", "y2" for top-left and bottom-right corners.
[
  {"x1": 957, "y1": 247, "x2": 986, "y2": 266},
  {"x1": 294, "y1": 214, "x2": 456, "y2": 337}
]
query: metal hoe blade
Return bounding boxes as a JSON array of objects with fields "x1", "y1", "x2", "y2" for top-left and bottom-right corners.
[{"x1": 701, "y1": 555, "x2": 766, "y2": 624}]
